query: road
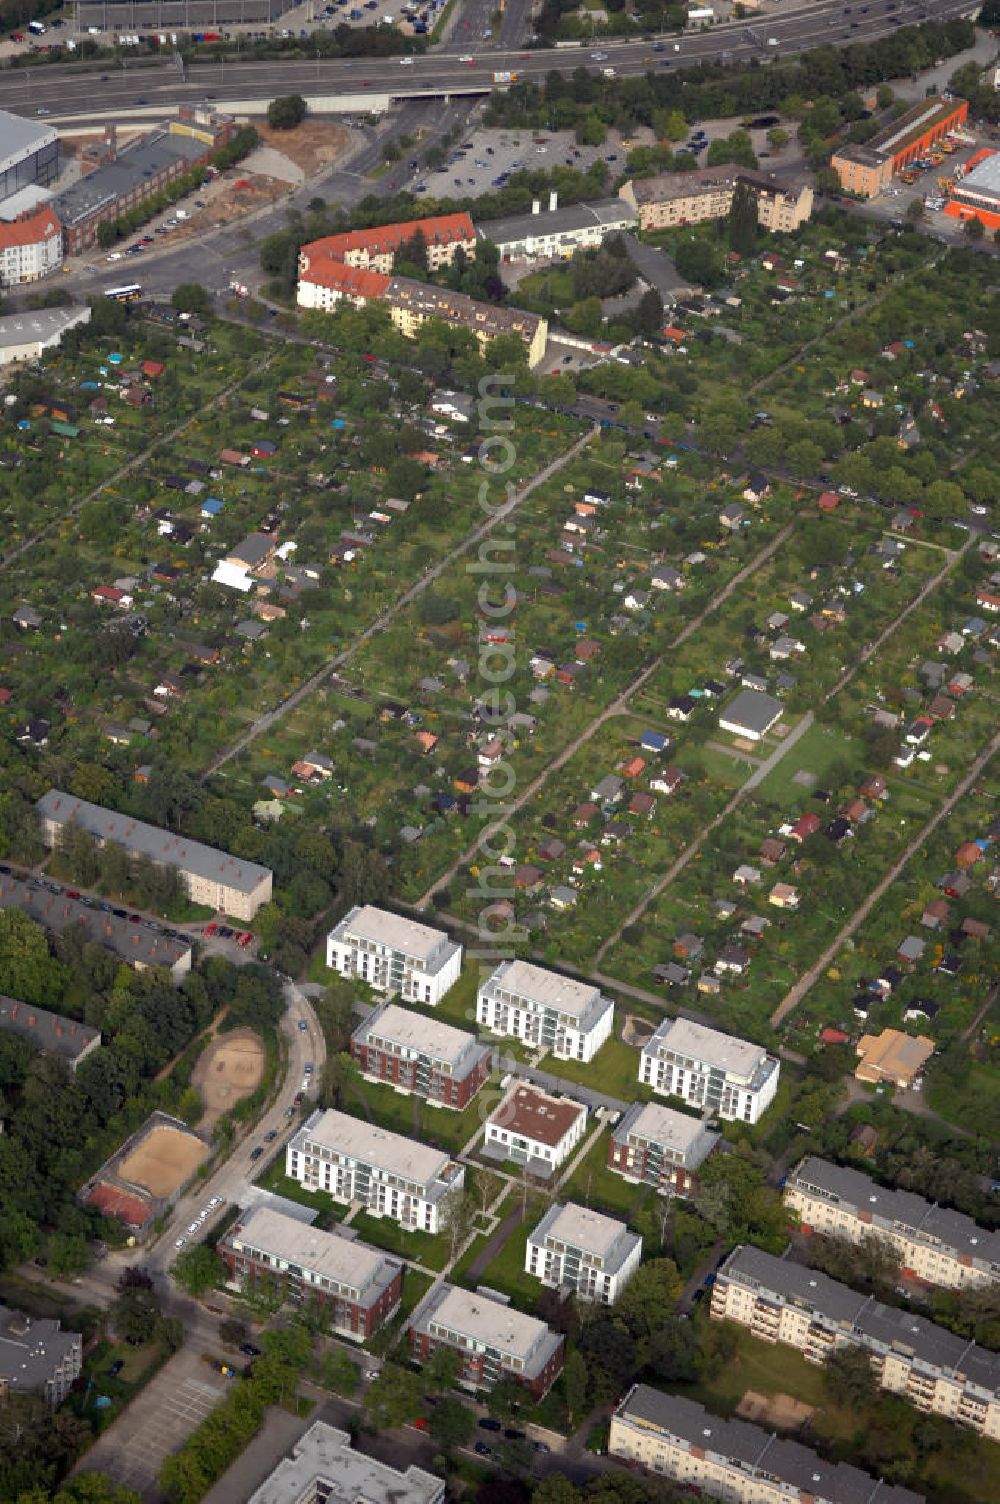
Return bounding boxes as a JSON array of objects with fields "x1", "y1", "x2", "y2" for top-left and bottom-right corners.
[{"x1": 3, "y1": 0, "x2": 977, "y2": 120}]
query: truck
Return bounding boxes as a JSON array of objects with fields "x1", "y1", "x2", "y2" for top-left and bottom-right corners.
[
  {"x1": 28, "y1": 19, "x2": 47, "y2": 33},
  {"x1": 492, "y1": 70, "x2": 516, "y2": 83},
  {"x1": 602, "y1": 66, "x2": 615, "y2": 78}
]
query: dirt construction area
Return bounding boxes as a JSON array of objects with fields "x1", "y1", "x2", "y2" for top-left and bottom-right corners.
[
  {"x1": 737, "y1": 1390, "x2": 815, "y2": 1430},
  {"x1": 191, "y1": 1028, "x2": 266, "y2": 1128},
  {"x1": 118, "y1": 1123, "x2": 210, "y2": 1199}
]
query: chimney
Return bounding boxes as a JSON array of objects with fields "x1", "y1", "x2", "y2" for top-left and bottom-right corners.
[
  {"x1": 549, "y1": 190, "x2": 558, "y2": 213},
  {"x1": 531, "y1": 199, "x2": 540, "y2": 216},
  {"x1": 104, "y1": 122, "x2": 118, "y2": 159}
]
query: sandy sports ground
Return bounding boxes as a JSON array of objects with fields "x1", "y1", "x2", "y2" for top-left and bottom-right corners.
[
  {"x1": 118, "y1": 1123, "x2": 210, "y2": 1200},
  {"x1": 191, "y1": 1027, "x2": 265, "y2": 1127},
  {"x1": 736, "y1": 1390, "x2": 815, "y2": 1430}
]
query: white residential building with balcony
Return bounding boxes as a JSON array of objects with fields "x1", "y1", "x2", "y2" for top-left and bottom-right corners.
[
  {"x1": 526, "y1": 1202, "x2": 642, "y2": 1305},
  {"x1": 639, "y1": 1017, "x2": 779, "y2": 1125},
  {"x1": 477, "y1": 960, "x2": 613, "y2": 1062},
  {"x1": 326, "y1": 905, "x2": 462, "y2": 1006}
]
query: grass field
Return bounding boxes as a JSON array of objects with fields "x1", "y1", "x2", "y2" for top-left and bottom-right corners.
[
  {"x1": 753, "y1": 722, "x2": 861, "y2": 806},
  {"x1": 541, "y1": 1029, "x2": 643, "y2": 1103},
  {"x1": 559, "y1": 1130, "x2": 650, "y2": 1220}
]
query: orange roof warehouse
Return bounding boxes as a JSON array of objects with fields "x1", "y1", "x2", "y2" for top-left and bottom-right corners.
[
  {"x1": 945, "y1": 149, "x2": 1000, "y2": 231},
  {"x1": 831, "y1": 97, "x2": 969, "y2": 198}
]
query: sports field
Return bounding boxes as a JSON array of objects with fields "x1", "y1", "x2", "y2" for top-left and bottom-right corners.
[
  {"x1": 191, "y1": 1028, "x2": 265, "y2": 1126},
  {"x1": 118, "y1": 1124, "x2": 209, "y2": 1199}
]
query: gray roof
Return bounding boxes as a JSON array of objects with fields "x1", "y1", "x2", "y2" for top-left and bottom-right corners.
[
  {"x1": 224, "y1": 1206, "x2": 400, "y2": 1305},
  {"x1": 644, "y1": 1016, "x2": 773, "y2": 1089},
  {"x1": 530, "y1": 1202, "x2": 641, "y2": 1274},
  {"x1": 480, "y1": 958, "x2": 612, "y2": 1033},
  {"x1": 0, "y1": 307, "x2": 91, "y2": 351},
  {"x1": 0, "y1": 1310, "x2": 80, "y2": 1398},
  {"x1": 331, "y1": 904, "x2": 459, "y2": 970},
  {"x1": 478, "y1": 198, "x2": 636, "y2": 248},
  {"x1": 0, "y1": 992, "x2": 100, "y2": 1068},
  {"x1": 52, "y1": 128, "x2": 206, "y2": 228},
  {"x1": 613, "y1": 1099, "x2": 719, "y2": 1167},
  {"x1": 0, "y1": 873, "x2": 190, "y2": 974},
  {"x1": 787, "y1": 1157, "x2": 1000, "y2": 1266},
  {"x1": 615, "y1": 1385, "x2": 923, "y2": 1504},
  {"x1": 247, "y1": 1422, "x2": 444, "y2": 1504},
  {"x1": 719, "y1": 688, "x2": 783, "y2": 736},
  {"x1": 0, "y1": 109, "x2": 58, "y2": 166},
  {"x1": 35, "y1": 790, "x2": 271, "y2": 899},
  {"x1": 411, "y1": 1283, "x2": 562, "y2": 1376},
  {"x1": 291, "y1": 1108, "x2": 459, "y2": 1197},
  {"x1": 354, "y1": 1000, "x2": 490, "y2": 1075}
]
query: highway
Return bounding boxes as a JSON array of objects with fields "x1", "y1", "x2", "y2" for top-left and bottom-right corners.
[{"x1": 3, "y1": 0, "x2": 976, "y2": 118}]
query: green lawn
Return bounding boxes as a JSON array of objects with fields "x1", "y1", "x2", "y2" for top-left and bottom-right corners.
[
  {"x1": 560, "y1": 1130, "x2": 650, "y2": 1221},
  {"x1": 474, "y1": 1193, "x2": 549, "y2": 1309},
  {"x1": 255, "y1": 1163, "x2": 347, "y2": 1227},
  {"x1": 343, "y1": 1072, "x2": 492, "y2": 1155},
  {"x1": 349, "y1": 1210, "x2": 452, "y2": 1272},
  {"x1": 753, "y1": 722, "x2": 862, "y2": 806},
  {"x1": 541, "y1": 1029, "x2": 643, "y2": 1103}
]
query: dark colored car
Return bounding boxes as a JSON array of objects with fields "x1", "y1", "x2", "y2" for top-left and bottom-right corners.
[
  {"x1": 474, "y1": 1443, "x2": 492, "y2": 1457},
  {"x1": 108, "y1": 1360, "x2": 124, "y2": 1377},
  {"x1": 249, "y1": 1145, "x2": 264, "y2": 1161},
  {"x1": 239, "y1": 1343, "x2": 262, "y2": 1357},
  {"x1": 479, "y1": 1418, "x2": 502, "y2": 1431}
]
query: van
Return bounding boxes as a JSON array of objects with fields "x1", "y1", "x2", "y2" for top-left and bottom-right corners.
[{"x1": 28, "y1": 19, "x2": 47, "y2": 33}]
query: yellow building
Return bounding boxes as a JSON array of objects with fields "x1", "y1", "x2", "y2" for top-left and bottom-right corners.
[
  {"x1": 855, "y1": 1028, "x2": 934, "y2": 1089},
  {"x1": 619, "y1": 166, "x2": 813, "y2": 234}
]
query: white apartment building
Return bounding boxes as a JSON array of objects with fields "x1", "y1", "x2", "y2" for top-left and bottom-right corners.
[
  {"x1": 477, "y1": 959, "x2": 614, "y2": 1063},
  {"x1": 714, "y1": 1245, "x2": 1000, "y2": 1441},
  {"x1": 526, "y1": 1202, "x2": 642, "y2": 1305},
  {"x1": 483, "y1": 1082, "x2": 587, "y2": 1177},
  {"x1": 610, "y1": 1385, "x2": 922, "y2": 1504},
  {"x1": 785, "y1": 1157, "x2": 1000, "y2": 1290},
  {"x1": 326, "y1": 905, "x2": 462, "y2": 1006},
  {"x1": 639, "y1": 1017, "x2": 780, "y2": 1125},
  {"x1": 247, "y1": 1422, "x2": 444, "y2": 1504},
  {"x1": 0, "y1": 206, "x2": 63, "y2": 284},
  {"x1": 286, "y1": 1109, "x2": 465, "y2": 1234}
]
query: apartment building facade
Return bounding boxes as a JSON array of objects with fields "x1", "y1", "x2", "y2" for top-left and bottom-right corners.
[
  {"x1": 477, "y1": 959, "x2": 614, "y2": 1063},
  {"x1": 526, "y1": 1202, "x2": 642, "y2": 1304},
  {"x1": 219, "y1": 1206, "x2": 402, "y2": 1341},
  {"x1": 0, "y1": 1311, "x2": 82, "y2": 1406},
  {"x1": 246, "y1": 1422, "x2": 445, "y2": 1504},
  {"x1": 326, "y1": 905, "x2": 462, "y2": 1006},
  {"x1": 409, "y1": 1283, "x2": 564, "y2": 1399},
  {"x1": 484, "y1": 1082, "x2": 587, "y2": 1175},
  {"x1": 609, "y1": 1384, "x2": 922, "y2": 1504},
  {"x1": 608, "y1": 1100, "x2": 720, "y2": 1198},
  {"x1": 619, "y1": 167, "x2": 813, "y2": 234},
  {"x1": 36, "y1": 789, "x2": 272, "y2": 920},
  {"x1": 286, "y1": 1109, "x2": 464, "y2": 1234},
  {"x1": 639, "y1": 1017, "x2": 780, "y2": 1124},
  {"x1": 713, "y1": 1244, "x2": 1000, "y2": 1440},
  {"x1": 0, "y1": 206, "x2": 63, "y2": 285},
  {"x1": 299, "y1": 213, "x2": 476, "y2": 277},
  {"x1": 831, "y1": 96, "x2": 969, "y2": 197},
  {"x1": 785, "y1": 1157, "x2": 1000, "y2": 1290},
  {"x1": 350, "y1": 1001, "x2": 491, "y2": 1111}
]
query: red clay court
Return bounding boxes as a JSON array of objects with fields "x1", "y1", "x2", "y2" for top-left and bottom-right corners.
[{"x1": 86, "y1": 1181, "x2": 153, "y2": 1228}]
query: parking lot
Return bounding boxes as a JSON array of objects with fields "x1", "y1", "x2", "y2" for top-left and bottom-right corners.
[
  {"x1": 863, "y1": 133, "x2": 987, "y2": 225},
  {"x1": 416, "y1": 124, "x2": 650, "y2": 201},
  {"x1": 76, "y1": 1346, "x2": 229, "y2": 1499}
]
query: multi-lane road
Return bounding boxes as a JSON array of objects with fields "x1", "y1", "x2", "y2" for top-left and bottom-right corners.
[{"x1": 4, "y1": 0, "x2": 977, "y2": 119}]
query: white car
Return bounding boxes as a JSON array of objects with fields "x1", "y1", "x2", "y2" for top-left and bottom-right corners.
[
  {"x1": 106, "y1": 252, "x2": 122, "y2": 261},
  {"x1": 175, "y1": 1237, "x2": 186, "y2": 1249},
  {"x1": 209, "y1": 1195, "x2": 222, "y2": 1208},
  {"x1": 187, "y1": 1221, "x2": 199, "y2": 1235},
  {"x1": 459, "y1": 54, "x2": 473, "y2": 61},
  {"x1": 400, "y1": 55, "x2": 413, "y2": 64}
]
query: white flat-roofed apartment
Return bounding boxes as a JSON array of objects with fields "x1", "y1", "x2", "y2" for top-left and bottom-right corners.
[
  {"x1": 609, "y1": 1383, "x2": 922, "y2": 1504},
  {"x1": 608, "y1": 1100, "x2": 720, "y2": 1198},
  {"x1": 350, "y1": 1000, "x2": 492, "y2": 1110},
  {"x1": 220, "y1": 1205, "x2": 402, "y2": 1341},
  {"x1": 327, "y1": 905, "x2": 462, "y2": 1006},
  {"x1": 785, "y1": 1156, "x2": 1000, "y2": 1290},
  {"x1": 409, "y1": 1283, "x2": 565, "y2": 1399},
  {"x1": 477, "y1": 959, "x2": 613, "y2": 1062},
  {"x1": 286, "y1": 1108, "x2": 464, "y2": 1233},
  {"x1": 484, "y1": 1082, "x2": 587, "y2": 1177},
  {"x1": 713, "y1": 1244, "x2": 1000, "y2": 1440},
  {"x1": 640, "y1": 1016, "x2": 779, "y2": 1125},
  {"x1": 247, "y1": 1421, "x2": 445, "y2": 1504},
  {"x1": 35, "y1": 789, "x2": 272, "y2": 921},
  {"x1": 0, "y1": 1311, "x2": 82, "y2": 1406},
  {"x1": 526, "y1": 1202, "x2": 642, "y2": 1304}
]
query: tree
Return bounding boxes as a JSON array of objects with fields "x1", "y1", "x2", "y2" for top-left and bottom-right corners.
[
  {"x1": 111, "y1": 1283, "x2": 159, "y2": 1344},
  {"x1": 486, "y1": 1375, "x2": 524, "y2": 1422},
  {"x1": 424, "y1": 1343, "x2": 462, "y2": 1394},
  {"x1": 429, "y1": 1397, "x2": 475, "y2": 1452},
  {"x1": 633, "y1": 287, "x2": 664, "y2": 336},
  {"x1": 171, "y1": 283, "x2": 212, "y2": 315},
  {"x1": 319, "y1": 1052, "x2": 357, "y2": 1111},
  {"x1": 366, "y1": 1362, "x2": 423, "y2": 1430},
  {"x1": 172, "y1": 1243, "x2": 221, "y2": 1298},
  {"x1": 614, "y1": 1259, "x2": 682, "y2": 1337},
  {"x1": 648, "y1": 1318, "x2": 703, "y2": 1383},
  {"x1": 0, "y1": 910, "x2": 65, "y2": 1007},
  {"x1": 267, "y1": 94, "x2": 307, "y2": 130},
  {"x1": 905, "y1": 197, "x2": 925, "y2": 221},
  {"x1": 824, "y1": 1345, "x2": 878, "y2": 1411},
  {"x1": 440, "y1": 1189, "x2": 477, "y2": 1263},
  {"x1": 727, "y1": 177, "x2": 759, "y2": 256},
  {"x1": 316, "y1": 1347, "x2": 360, "y2": 1396},
  {"x1": 766, "y1": 127, "x2": 790, "y2": 152},
  {"x1": 562, "y1": 1348, "x2": 588, "y2": 1422},
  {"x1": 963, "y1": 216, "x2": 985, "y2": 240}
]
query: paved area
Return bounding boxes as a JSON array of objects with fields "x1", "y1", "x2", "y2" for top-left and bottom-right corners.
[
  {"x1": 418, "y1": 125, "x2": 644, "y2": 202},
  {"x1": 77, "y1": 1347, "x2": 229, "y2": 1500},
  {"x1": 202, "y1": 1404, "x2": 314, "y2": 1504}
]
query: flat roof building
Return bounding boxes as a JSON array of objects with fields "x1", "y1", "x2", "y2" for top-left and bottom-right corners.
[
  {"x1": 0, "y1": 110, "x2": 60, "y2": 205},
  {"x1": 478, "y1": 196, "x2": 637, "y2": 260},
  {"x1": 351, "y1": 1001, "x2": 491, "y2": 1110},
  {"x1": 609, "y1": 1100, "x2": 720, "y2": 1198},
  {"x1": 0, "y1": 305, "x2": 91, "y2": 367},
  {"x1": 220, "y1": 1206, "x2": 402, "y2": 1341},
  {"x1": 714, "y1": 1244, "x2": 1000, "y2": 1441},
  {"x1": 410, "y1": 1283, "x2": 564, "y2": 1399},
  {"x1": 641, "y1": 1017, "x2": 779, "y2": 1125},
  {"x1": 619, "y1": 167, "x2": 813, "y2": 235},
  {"x1": 0, "y1": 994, "x2": 101, "y2": 1073},
  {"x1": 0, "y1": 871, "x2": 192, "y2": 979},
  {"x1": 527, "y1": 1202, "x2": 642, "y2": 1305},
  {"x1": 785, "y1": 1157, "x2": 1000, "y2": 1290},
  {"x1": 947, "y1": 149, "x2": 1000, "y2": 232},
  {"x1": 327, "y1": 905, "x2": 462, "y2": 1006},
  {"x1": 477, "y1": 959, "x2": 614, "y2": 1063},
  {"x1": 0, "y1": 1310, "x2": 82, "y2": 1406},
  {"x1": 831, "y1": 97, "x2": 968, "y2": 197},
  {"x1": 484, "y1": 1081, "x2": 587, "y2": 1178},
  {"x1": 36, "y1": 790, "x2": 272, "y2": 921},
  {"x1": 610, "y1": 1383, "x2": 922, "y2": 1504},
  {"x1": 247, "y1": 1421, "x2": 444, "y2": 1504},
  {"x1": 718, "y1": 688, "x2": 784, "y2": 742},
  {"x1": 286, "y1": 1108, "x2": 464, "y2": 1234}
]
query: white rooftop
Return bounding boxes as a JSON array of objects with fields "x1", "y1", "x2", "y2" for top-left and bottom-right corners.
[
  {"x1": 532, "y1": 1201, "x2": 632, "y2": 1260},
  {"x1": 482, "y1": 958, "x2": 604, "y2": 1019},
  {"x1": 227, "y1": 1205, "x2": 395, "y2": 1295},
  {"x1": 294, "y1": 1108, "x2": 454, "y2": 1187},
  {"x1": 335, "y1": 904, "x2": 453, "y2": 963},
  {"x1": 247, "y1": 1422, "x2": 444, "y2": 1504},
  {"x1": 356, "y1": 1001, "x2": 482, "y2": 1067},
  {"x1": 420, "y1": 1284, "x2": 551, "y2": 1359},
  {"x1": 647, "y1": 1016, "x2": 767, "y2": 1081},
  {"x1": 617, "y1": 1099, "x2": 717, "y2": 1156}
]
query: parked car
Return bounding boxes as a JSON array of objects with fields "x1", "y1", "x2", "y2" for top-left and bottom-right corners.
[
  {"x1": 479, "y1": 1418, "x2": 502, "y2": 1431},
  {"x1": 249, "y1": 1145, "x2": 264, "y2": 1161},
  {"x1": 108, "y1": 1360, "x2": 124, "y2": 1377}
]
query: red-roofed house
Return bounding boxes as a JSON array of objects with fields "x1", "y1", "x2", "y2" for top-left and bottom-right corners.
[
  {"x1": 789, "y1": 812, "x2": 821, "y2": 843},
  {"x1": 90, "y1": 584, "x2": 132, "y2": 608},
  {"x1": 142, "y1": 360, "x2": 165, "y2": 379},
  {"x1": 300, "y1": 213, "x2": 476, "y2": 276},
  {"x1": 0, "y1": 206, "x2": 63, "y2": 285},
  {"x1": 662, "y1": 325, "x2": 686, "y2": 344}
]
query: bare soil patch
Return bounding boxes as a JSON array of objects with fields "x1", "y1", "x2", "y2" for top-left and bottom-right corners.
[
  {"x1": 253, "y1": 120, "x2": 352, "y2": 176},
  {"x1": 118, "y1": 1123, "x2": 209, "y2": 1199},
  {"x1": 191, "y1": 1026, "x2": 265, "y2": 1127},
  {"x1": 736, "y1": 1389, "x2": 814, "y2": 1430},
  {"x1": 621, "y1": 1012, "x2": 654, "y2": 1047}
]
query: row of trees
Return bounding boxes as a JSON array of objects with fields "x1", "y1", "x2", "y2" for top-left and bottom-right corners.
[{"x1": 95, "y1": 126, "x2": 258, "y2": 250}]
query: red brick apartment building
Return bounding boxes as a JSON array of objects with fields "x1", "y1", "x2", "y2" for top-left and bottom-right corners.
[{"x1": 350, "y1": 1000, "x2": 492, "y2": 1110}]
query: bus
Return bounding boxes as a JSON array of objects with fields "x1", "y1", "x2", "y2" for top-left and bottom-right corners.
[{"x1": 104, "y1": 284, "x2": 142, "y2": 302}]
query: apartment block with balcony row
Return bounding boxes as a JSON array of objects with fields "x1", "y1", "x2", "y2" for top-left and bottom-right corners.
[
  {"x1": 785, "y1": 1157, "x2": 1000, "y2": 1290},
  {"x1": 526, "y1": 1202, "x2": 642, "y2": 1305},
  {"x1": 350, "y1": 1001, "x2": 491, "y2": 1111},
  {"x1": 477, "y1": 959, "x2": 613, "y2": 1063},
  {"x1": 639, "y1": 1016, "x2": 779, "y2": 1125},
  {"x1": 409, "y1": 1283, "x2": 564, "y2": 1399},
  {"x1": 607, "y1": 1100, "x2": 721, "y2": 1198},
  {"x1": 713, "y1": 1244, "x2": 1000, "y2": 1441},
  {"x1": 326, "y1": 905, "x2": 462, "y2": 1006}
]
